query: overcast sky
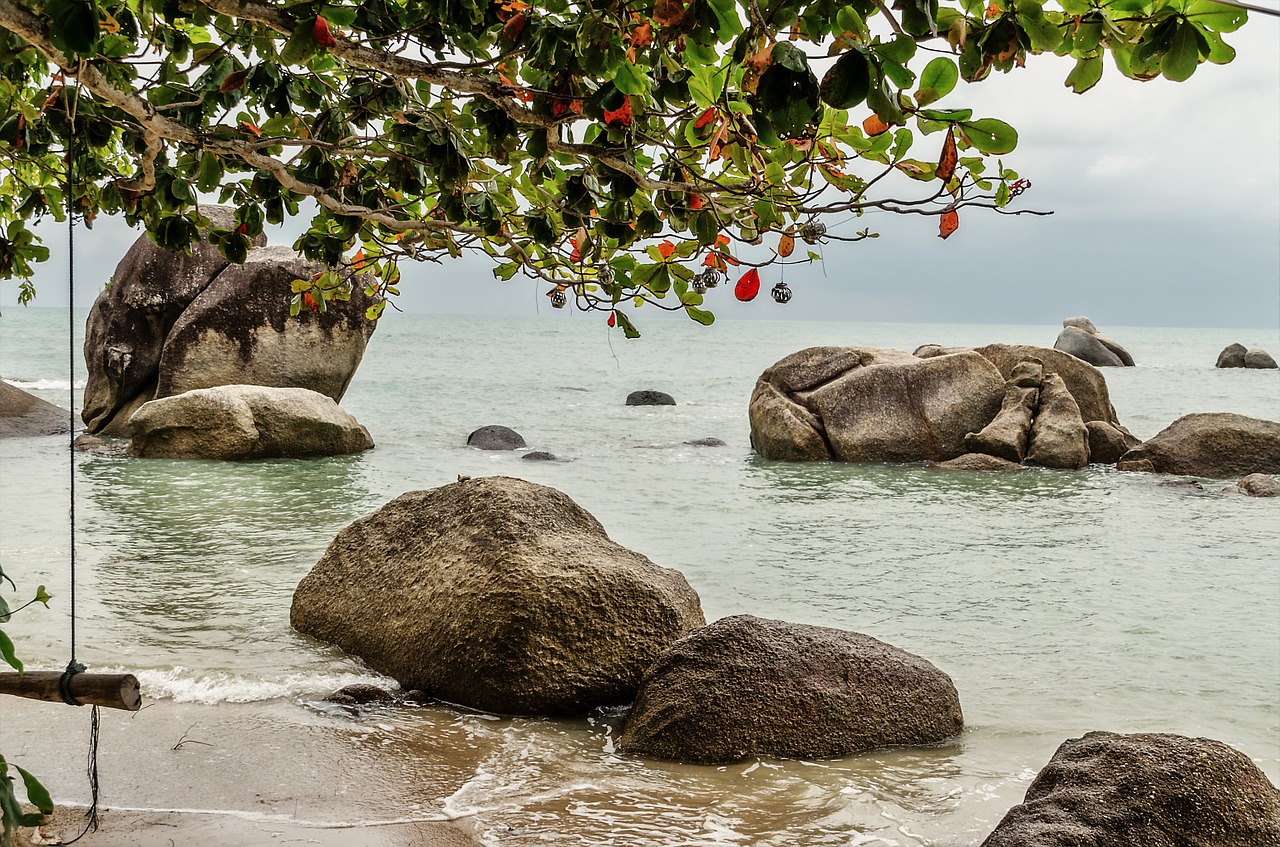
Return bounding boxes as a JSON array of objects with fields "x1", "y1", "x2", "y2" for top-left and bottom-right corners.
[{"x1": 3, "y1": 20, "x2": 1277, "y2": 330}]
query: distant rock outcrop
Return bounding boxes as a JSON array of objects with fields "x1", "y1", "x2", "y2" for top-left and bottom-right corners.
[
  {"x1": 1116, "y1": 413, "x2": 1280, "y2": 478},
  {"x1": 618, "y1": 615, "x2": 963, "y2": 764},
  {"x1": 1244, "y1": 348, "x2": 1278, "y2": 369},
  {"x1": 0, "y1": 380, "x2": 69, "y2": 437},
  {"x1": 291, "y1": 477, "x2": 705, "y2": 716},
  {"x1": 981, "y1": 731, "x2": 1280, "y2": 847},
  {"x1": 1053, "y1": 317, "x2": 1134, "y2": 367},
  {"x1": 1217, "y1": 343, "x2": 1278, "y2": 369},
  {"x1": 82, "y1": 209, "x2": 376, "y2": 436},
  {"x1": 128, "y1": 385, "x2": 373, "y2": 460}
]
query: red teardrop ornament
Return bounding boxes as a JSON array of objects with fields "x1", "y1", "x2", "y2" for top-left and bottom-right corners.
[{"x1": 735, "y1": 268, "x2": 761, "y2": 301}]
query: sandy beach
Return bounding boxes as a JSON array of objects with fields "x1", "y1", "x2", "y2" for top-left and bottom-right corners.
[{"x1": 1, "y1": 697, "x2": 483, "y2": 847}]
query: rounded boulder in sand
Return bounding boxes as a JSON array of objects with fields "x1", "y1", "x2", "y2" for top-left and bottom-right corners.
[
  {"x1": 618, "y1": 615, "x2": 962, "y2": 764},
  {"x1": 291, "y1": 476, "x2": 705, "y2": 716},
  {"x1": 981, "y1": 731, "x2": 1280, "y2": 847}
]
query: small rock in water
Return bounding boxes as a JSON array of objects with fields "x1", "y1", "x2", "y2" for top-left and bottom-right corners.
[
  {"x1": 684, "y1": 437, "x2": 727, "y2": 447},
  {"x1": 1222, "y1": 473, "x2": 1280, "y2": 497},
  {"x1": 626, "y1": 390, "x2": 676, "y2": 406},
  {"x1": 932, "y1": 453, "x2": 1023, "y2": 472},
  {"x1": 325, "y1": 684, "x2": 396, "y2": 705},
  {"x1": 522, "y1": 451, "x2": 558, "y2": 461},
  {"x1": 467, "y1": 425, "x2": 526, "y2": 450}
]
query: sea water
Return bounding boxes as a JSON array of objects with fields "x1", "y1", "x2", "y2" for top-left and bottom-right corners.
[{"x1": 2, "y1": 308, "x2": 1278, "y2": 845}]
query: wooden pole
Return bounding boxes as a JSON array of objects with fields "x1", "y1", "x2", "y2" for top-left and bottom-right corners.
[{"x1": 0, "y1": 672, "x2": 142, "y2": 711}]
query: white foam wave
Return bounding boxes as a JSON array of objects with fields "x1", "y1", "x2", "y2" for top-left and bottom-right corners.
[
  {"x1": 2, "y1": 377, "x2": 86, "y2": 391},
  {"x1": 54, "y1": 802, "x2": 472, "y2": 826},
  {"x1": 127, "y1": 666, "x2": 391, "y2": 704}
]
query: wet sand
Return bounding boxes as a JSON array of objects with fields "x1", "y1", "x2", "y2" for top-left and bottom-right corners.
[{"x1": 0, "y1": 697, "x2": 483, "y2": 847}]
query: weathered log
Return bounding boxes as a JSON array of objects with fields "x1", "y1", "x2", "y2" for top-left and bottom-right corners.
[{"x1": 0, "y1": 672, "x2": 142, "y2": 711}]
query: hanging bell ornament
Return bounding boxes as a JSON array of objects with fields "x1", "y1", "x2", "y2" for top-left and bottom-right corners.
[
  {"x1": 691, "y1": 275, "x2": 707, "y2": 294},
  {"x1": 550, "y1": 289, "x2": 567, "y2": 309},
  {"x1": 596, "y1": 263, "x2": 616, "y2": 286},
  {"x1": 696, "y1": 268, "x2": 721, "y2": 289},
  {"x1": 799, "y1": 221, "x2": 827, "y2": 244},
  {"x1": 771, "y1": 282, "x2": 792, "y2": 304}
]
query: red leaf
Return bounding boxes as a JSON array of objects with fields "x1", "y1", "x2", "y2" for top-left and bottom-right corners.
[
  {"x1": 303, "y1": 292, "x2": 319, "y2": 312},
  {"x1": 240, "y1": 120, "x2": 262, "y2": 136},
  {"x1": 687, "y1": 194, "x2": 704, "y2": 211},
  {"x1": 502, "y1": 11, "x2": 527, "y2": 42},
  {"x1": 693, "y1": 107, "x2": 717, "y2": 129},
  {"x1": 938, "y1": 209, "x2": 959, "y2": 240},
  {"x1": 313, "y1": 16, "x2": 337, "y2": 49},
  {"x1": 603, "y1": 95, "x2": 632, "y2": 128},
  {"x1": 936, "y1": 126, "x2": 958, "y2": 183},
  {"x1": 657, "y1": 239, "x2": 676, "y2": 259},
  {"x1": 607, "y1": 312, "x2": 617, "y2": 327},
  {"x1": 235, "y1": 222, "x2": 248, "y2": 235},
  {"x1": 735, "y1": 268, "x2": 761, "y2": 301}
]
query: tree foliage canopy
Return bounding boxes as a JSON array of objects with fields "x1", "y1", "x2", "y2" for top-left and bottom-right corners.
[{"x1": 0, "y1": 0, "x2": 1250, "y2": 332}]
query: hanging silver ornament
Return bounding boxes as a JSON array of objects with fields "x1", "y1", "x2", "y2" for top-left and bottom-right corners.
[
  {"x1": 696, "y1": 268, "x2": 721, "y2": 289},
  {"x1": 771, "y1": 282, "x2": 792, "y2": 304},
  {"x1": 691, "y1": 275, "x2": 707, "y2": 294},
  {"x1": 596, "y1": 264, "x2": 615, "y2": 286},
  {"x1": 550, "y1": 289, "x2": 567, "y2": 309},
  {"x1": 799, "y1": 221, "x2": 827, "y2": 244}
]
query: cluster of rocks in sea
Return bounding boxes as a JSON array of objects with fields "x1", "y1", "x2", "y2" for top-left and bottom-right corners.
[
  {"x1": 1217, "y1": 342, "x2": 1278, "y2": 369},
  {"x1": 1052, "y1": 316, "x2": 1134, "y2": 368}
]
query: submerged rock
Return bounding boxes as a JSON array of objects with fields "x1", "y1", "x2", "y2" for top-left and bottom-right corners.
[
  {"x1": 685, "y1": 437, "x2": 727, "y2": 447},
  {"x1": 1116, "y1": 413, "x2": 1280, "y2": 478},
  {"x1": 325, "y1": 684, "x2": 396, "y2": 706},
  {"x1": 521, "y1": 450, "x2": 558, "y2": 461},
  {"x1": 618, "y1": 615, "x2": 963, "y2": 764},
  {"x1": 467, "y1": 425, "x2": 526, "y2": 450},
  {"x1": 981, "y1": 731, "x2": 1280, "y2": 847},
  {"x1": 0, "y1": 380, "x2": 69, "y2": 437},
  {"x1": 128, "y1": 385, "x2": 373, "y2": 460},
  {"x1": 1223, "y1": 473, "x2": 1280, "y2": 497},
  {"x1": 291, "y1": 476, "x2": 705, "y2": 716},
  {"x1": 932, "y1": 453, "x2": 1024, "y2": 471}
]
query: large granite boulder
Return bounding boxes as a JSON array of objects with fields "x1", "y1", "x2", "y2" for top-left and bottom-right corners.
[
  {"x1": 1216, "y1": 343, "x2": 1247, "y2": 368},
  {"x1": 981, "y1": 731, "x2": 1280, "y2": 847},
  {"x1": 128, "y1": 385, "x2": 373, "y2": 459},
  {"x1": 618, "y1": 615, "x2": 963, "y2": 764},
  {"x1": 1244, "y1": 348, "x2": 1278, "y2": 369},
  {"x1": 1025, "y1": 374, "x2": 1089, "y2": 470},
  {"x1": 1116, "y1": 413, "x2": 1280, "y2": 478},
  {"x1": 0, "y1": 380, "x2": 69, "y2": 437},
  {"x1": 467, "y1": 425, "x2": 526, "y2": 450},
  {"x1": 83, "y1": 212, "x2": 375, "y2": 436},
  {"x1": 749, "y1": 347, "x2": 1004, "y2": 463},
  {"x1": 1053, "y1": 318, "x2": 1134, "y2": 367},
  {"x1": 971, "y1": 345, "x2": 1119, "y2": 426},
  {"x1": 291, "y1": 477, "x2": 705, "y2": 716}
]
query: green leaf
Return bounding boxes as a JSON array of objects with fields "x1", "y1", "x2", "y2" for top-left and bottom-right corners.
[
  {"x1": 0, "y1": 628, "x2": 21, "y2": 673},
  {"x1": 874, "y1": 34, "x2": 917, "y2": 65},
  {"x1": 770, "y1": 42, "x2": 809, "y2": 74},
  {"x1": 1186, "y1": 0, "x2": 1247, "y2": 32},
  {"x1": 1161, "y1": 21, "x2": 1200, "y2": 81},
  {"x1": 820, "y1": 50, "x2": 872, "y2": 109},
  {"x1": 15, "y1": 766, "x2": 53, "y2": 815},
  {"x1": 1065, "y1": 54, "x2": 1104, "y2": 93},
  {"x1": 1017, "y1": 7, "x2": 1064, "y2": 53},
  {"x1": 614, "y1": 310, "x2": 641, "y2": 338},
  {"x1": 0, "y1": 596, "x2": 8, "y2": 623},
  {"x1": 684, "y1": 305, "x2": 715, "y2": 325},
  {"x1": 915, "y1": 58, "x2": 958, "y2": 107},
  {"x1": 45, "y1": 0, "x2": 100, "y2": 56},
  {"x1": 959, "y1": 118, "x2": 1018, "y2": 154},
  {"x1": 196, "y1": 153, "x2": 223, "y2": 194},
  {"x1": 613, "y1": 61, "x2": 651, "y2": 97},
  {"x1": 918, "y1": 107, "x2": 973, "y2": 122},
  {"x1": 280, "y1": 20, "x2": 318, "y2": 65}
]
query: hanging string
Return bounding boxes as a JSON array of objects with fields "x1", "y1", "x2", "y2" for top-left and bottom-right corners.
[{"x1": 56, "y1": 79, "x2": 102, "y2": 843}]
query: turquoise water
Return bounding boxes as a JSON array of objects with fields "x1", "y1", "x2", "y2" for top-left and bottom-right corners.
[{"x1": 2, "y1": 308, "x2": 1278, "y2": 845}]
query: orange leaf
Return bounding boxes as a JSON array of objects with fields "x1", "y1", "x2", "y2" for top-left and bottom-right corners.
[
  {"x1": 735, "y1": 268, "x2": 761, "y2": 301},
  {"x1": 778, "y1": 232, "x2": 795, "y2": 258},
  {"x1": 653, "y1": 0, "x2": 685, "y2": 28},
  {"x1": 863, "y1": 114, "x2": 890, "y2": 136},
  {"x1": 985, "y1": 2, "x2": 1002, "y2": 18},
  {"x1": 353, "y1": 249, "x2": 365, "y2": 272},
  {"x1": 240, "y1": 121, "x2": 262, "y2": 136},
  {"x1": 502, "y1": 11, "x2": 527, "y2": 42},
  {"x1": 313, "y1": 16, "x2": 337, "y2": 49},
  {"x1": 936, "y1": 126, "x2": 957, "y2": 183},
  {"x1": 603, "y1": 95, "x2": 632, "y2": 128},
  {"x1": 938, "y1": 209, "x2": 959, "y2": 240},
  {"x1": 715, "y1": 234, "x2": 730, "y2": 247},
  {"x1": 657, "y1": 240, "x2": 676, "y2": 260},
  {"x1": 630, "y1": 21, "x2": 654, "y2": 48},
  {"x1": 688, "y1": 194, "x2": 704, "y2": 211},
  {"x1": 693, "y1": 107, "x2": 717, "y2": 129}
]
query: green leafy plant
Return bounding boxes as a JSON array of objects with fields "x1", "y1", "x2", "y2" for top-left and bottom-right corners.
[
  {"x1": 0, "y1": 0, "x2": 1250, "y2": 336},
  {"x1": 0, "y1": 562, "x2": 53, "y2": 846}
]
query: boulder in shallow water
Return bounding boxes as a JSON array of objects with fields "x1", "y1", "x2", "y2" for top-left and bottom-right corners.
[
  {"x1": 619, "y1": 615, "x2": 962, "y2": 764},
  {"x1": 467, "y1": 425, "x2": 526, "y2": 450},
  {"x1": 0, "y1": 380, "x2": 69, "y2": 437},
  {"x1": 980, "y1": 731, "x2": 1280, "y2": 847},
  {"x1": 1025, "y1": 374, "x2": 1089, "y2": 470},
  {"x1": 1244, "y1": 348, "x2": 1278, "y2": 369},
  {"x1": 291, "y1": 476, "x2": 705, "y2": 716},
  {"x1": 1085, "y1": 420, "x2": 1136, "y2": 465},
  {"x1": 749, "y1": 347, "x2": 1004, "y2": 463},
  {"x1": 964, "y1": 383, "x2": 1037, "y2": 463},
  {"x1": 1222, "y1": 473, "x2": 1280, "y2": 497},
  {"x1": 626, "y1": 390, "x2": 676, "y2": 406},
  {"x1": 1216, "y1": 343, "x2": 1248, "y2": 368},
  {"x1": 971, "y1": 345, "x2": 1119, "y2": 427},
  {"x1": 932, "y1": 453, "x2": 1024, "y2": 472},
  {"x1": 1116, "y1": 413, "x2": 1280, "y2": 478},
  {"x1": 1054, "y1": 326, "x2": 1124, "y2": 368},
  {"x1": 128, "y1": 385, "x2": 373, "y2": 459}
]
